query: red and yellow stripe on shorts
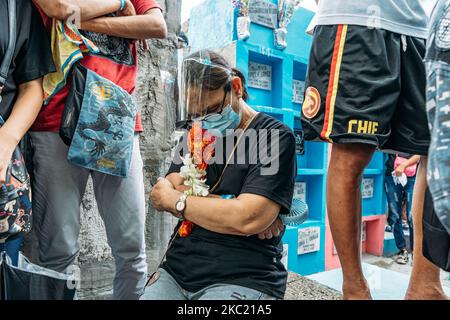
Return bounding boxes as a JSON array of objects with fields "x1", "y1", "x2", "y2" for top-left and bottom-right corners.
[{"x1": 320, "y1": 25, "x2": 348, "y2": 142}]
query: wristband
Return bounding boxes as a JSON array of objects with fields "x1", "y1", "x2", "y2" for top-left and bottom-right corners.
[
  {"x1": 220, "y1": 195, "x2": 236, "y2": 199},
  {"x1": 119, "y1": 0, "x2": 126, "y2": 11}
]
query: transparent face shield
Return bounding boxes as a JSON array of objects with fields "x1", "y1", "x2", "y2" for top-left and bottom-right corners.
[{"x1": 179, "y1": 53, "x2": 240, "y2": 133}]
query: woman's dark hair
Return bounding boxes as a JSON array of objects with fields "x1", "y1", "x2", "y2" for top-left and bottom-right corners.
[{"x1": 183, "y1": 50, "x2": 249, "y2": 101}]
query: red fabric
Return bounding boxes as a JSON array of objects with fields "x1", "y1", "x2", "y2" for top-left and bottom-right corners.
[
  {"x1": 31, "y1": 0, "x2": 161, "y2": 133},
  {"x1": 320, "y1": 24, "x2": 344, "y2": 141}
]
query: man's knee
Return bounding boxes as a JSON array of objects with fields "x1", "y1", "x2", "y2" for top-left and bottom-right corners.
[
  {"x1": 330, "y1": 143, "x2": 375, "y2": 177},
  {"x1": 110, "y1": 235, "x2": 146, "y2": 265}
]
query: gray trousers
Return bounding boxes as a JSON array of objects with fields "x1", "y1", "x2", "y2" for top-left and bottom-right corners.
[
  {"x1": 140, "y1": 269, "x2": 277, "y2": 300},
  {"x1": 30, "y1": 132, "x2": 147, "y2": 300}
]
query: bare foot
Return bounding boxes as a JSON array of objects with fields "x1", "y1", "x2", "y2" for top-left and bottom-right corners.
[
  {"x1": 343, "y1": 280, "x2": 373, "y2": 300},
  {"x1": 405, "y1": 286, "x2": 449, "y2": 300}
]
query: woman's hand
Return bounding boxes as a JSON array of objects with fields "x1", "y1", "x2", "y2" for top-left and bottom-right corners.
[
  {"x1": 0, "y1": 130, "x2": 18, "y2": 184},
  {"x1": 175, "y1": 184, "x2": 191, "y2": 193},
  {"x1": 257, "y1": 217, "x2": 285, "y2": 240},
  {"x1": 394, "y1": 163, "x2": 406, "y2": 177},
  {"x1": 151, "y1": 178, "x2": 183, "y2": 215}
]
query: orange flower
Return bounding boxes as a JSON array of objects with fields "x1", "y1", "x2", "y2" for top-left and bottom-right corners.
[
  {"x1": 178, "y1": 221, "x2": 195, "y2": 238},
  {"x1": 179, "y1": 122, "x2": 216, "y2": 237},
  {"x1": 187, "y1": 122, "x2": 216, "y2": 176}
]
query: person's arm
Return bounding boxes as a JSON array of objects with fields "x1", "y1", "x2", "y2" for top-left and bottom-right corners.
[
  {"x1": 166, "y1": 172, "x2": 284, "y2": 238},
  {"x1": 0, "y1": 79, "x2": 44, "y2": 183},
  {"x1": 80, "y1": 7, "x2": 167, "y2": 40},
  {"x1": 151, "y1": 178, "x2": 280, "y2": 236},
  {"x1": 394, "y1": 155, "x2": 421, "y2": 176},
  {"x1": 34, "y1": 0, "x2": 131, "y2": 21}
]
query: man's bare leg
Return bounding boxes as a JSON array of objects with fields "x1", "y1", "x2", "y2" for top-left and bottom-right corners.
[
  {"x1": 405, "y1": 157, "x2": 449, "y2": 300},
  {"x1": 328, "y1": 143, "x2": 375, "y2": 300}
]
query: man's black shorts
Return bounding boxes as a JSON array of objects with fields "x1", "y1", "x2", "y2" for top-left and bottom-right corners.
[
  {"x1": 423, "y1": 188, "x2": 450, "y2": 272},
  {"x1": 301, "y1": 24, "x2": 430, "y2": 155}
]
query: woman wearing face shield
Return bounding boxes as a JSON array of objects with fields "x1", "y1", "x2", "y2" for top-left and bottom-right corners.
[{"x1": 143, "y1": 50, "x2": 297, "y2": 300}]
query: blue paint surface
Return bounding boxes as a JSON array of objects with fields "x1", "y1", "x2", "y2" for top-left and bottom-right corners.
[
  {"x1": 383, "y1": 232, "x2": 400, "y2": 257},
  {"x1": 362, "y1": 152, "x2": 387, "y2": 217},
  {"x1": 283, "y1": 222, "x2": 326, "y2": 276}
]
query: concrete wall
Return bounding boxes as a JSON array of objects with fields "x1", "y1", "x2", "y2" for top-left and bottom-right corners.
[{"x1": 51, "y1": 0, "x2": 181, "y2": 299}]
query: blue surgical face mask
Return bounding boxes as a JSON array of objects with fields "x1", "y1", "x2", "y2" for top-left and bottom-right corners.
[{"x1": 201, "y1": 104, "x2": 242, "y2": 137}]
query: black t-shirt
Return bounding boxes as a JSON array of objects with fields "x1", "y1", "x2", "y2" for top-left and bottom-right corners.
[
  {"x1": 162, "y1": 113, "x2": 297, "y2": 299},
  {"x1": 0, "y1": 0, "x2": 55, "y2": 119},
  {"x1": 385, "y1": 153, "x2": 414, "y2": 176}
]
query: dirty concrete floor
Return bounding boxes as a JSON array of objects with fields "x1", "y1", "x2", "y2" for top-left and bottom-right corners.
[{"x1": 285, "y1": 272, "x2": 342, "y2": 300}]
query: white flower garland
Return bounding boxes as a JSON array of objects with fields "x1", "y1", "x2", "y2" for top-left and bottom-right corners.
[{"x1": 179, "y1": 154, "x2": 210, "y2": 197}]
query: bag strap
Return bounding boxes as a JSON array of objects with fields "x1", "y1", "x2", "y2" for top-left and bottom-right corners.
[
  {"x1": 0, "y1": 0, "x2": 17, "y2": 93},
  {"x1": 210, "y1": 113, "x2": 258, "y2": 193}
]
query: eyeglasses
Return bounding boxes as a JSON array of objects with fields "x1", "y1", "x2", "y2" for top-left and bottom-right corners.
[{"x1": 191, "y1": 83, "x2": 231, "y2": 122}]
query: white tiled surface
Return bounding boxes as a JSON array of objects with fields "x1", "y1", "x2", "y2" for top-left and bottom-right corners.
[{"x1": 307, "y1": 261, "x2": 450, "y2": 300}]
